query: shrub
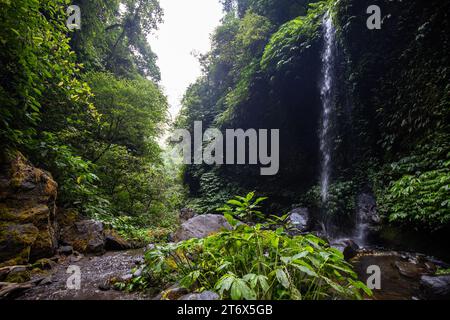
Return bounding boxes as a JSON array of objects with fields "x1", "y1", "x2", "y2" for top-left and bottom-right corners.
[
  {"x1": 136, "y1": 193, "x2": 371, "y2": 300},
  {"x1": 142, "y1": 222, "x2": 369, "y2": 300},
  {"x1": 376, "y1": 137, "x2": 450, "y2": 230}
]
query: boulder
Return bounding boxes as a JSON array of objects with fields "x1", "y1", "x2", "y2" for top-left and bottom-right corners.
[
  {"x1": 4, "y1": 267, "x2": 30, "y2": 283},
  {"x1": 0, "y1": 151, "x2": 58, "y2": 267},
  {"x1": 356, "y1": 193, "x2": 380, "y2": 225},
  {"x1": 31, "y1": 258, "x2": 56, "y2": 270},
  {"x1": 0, "y1": 265, "x2": 28, "y2": 282},
  {"x1": 60, "y1": 219, "x2": 105, "y2": 254},
  {"x1": 104, "y1": 229, "x2": 131, "y2": 251},
  {"x1": 179, "y1": 291, "x2": 220, "y2": 300},
  {"x1": 172, "y1": 214, "x2": 232, "y2": 242},
  {"x1": 394, "y1": 261, "x2": 429, "y2": 279},
  {"x1": 58, "y1": 245, "x2": 73, "y2": 256},
  {"x1": 420, "y1": 275, "x2": 450, "y2": 300},
  {"x1": 287, "y1": 207, "x2": 310, "y2": 233},
  {"x1": 331, "y1": 239, "x2": 359, "y2": 261},
  {"x1": 58, "y1": 210, "x2": 131, "y2": 254}
]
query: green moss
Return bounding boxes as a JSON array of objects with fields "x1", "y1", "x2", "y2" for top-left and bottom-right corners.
[
  {"x1": 32, "y1": 258, "x2": 54, "y2": 270},
  {"x1": 5, "y1": 270, "x2": 31, "y2": 283}
]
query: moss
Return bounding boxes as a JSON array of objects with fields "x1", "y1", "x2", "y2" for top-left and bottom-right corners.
[
  {"x1": 72, "y1": 239, "x2": 89, "y2": 252},
  {"x1": 0, "y1": 247, "x2": 31, "y2": 268},
  {"x1": 58, "y1": 209, "x2": 80, "y2": 226},
  {"x1": 32, "y1": 258, "x2": 55, "y2": 270},
  {"x1": 5, "y1": 270, "x2": 31, "y2": 283}
]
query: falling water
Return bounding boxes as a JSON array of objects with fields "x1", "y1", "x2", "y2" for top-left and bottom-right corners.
[{"x1": 319, "y1": 12, "x2": 335, "y2": 204}]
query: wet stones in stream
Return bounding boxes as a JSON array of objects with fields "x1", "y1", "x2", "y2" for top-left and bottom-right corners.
[
  {"x1": 352, "y1": 250, "x2": 445, "y2": 300},
  {"x1": 420, "y1": 275, "x2": 450, "y2": 299}
]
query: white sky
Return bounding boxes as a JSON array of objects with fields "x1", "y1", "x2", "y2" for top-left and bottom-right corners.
[{"x1": 148, "y1": 0, "x2": 224, "y2": 122}]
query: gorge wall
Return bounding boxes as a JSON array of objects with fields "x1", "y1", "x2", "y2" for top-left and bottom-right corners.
[{"x1": 179, "y1": 0, "x2": 450, "y2": 244}]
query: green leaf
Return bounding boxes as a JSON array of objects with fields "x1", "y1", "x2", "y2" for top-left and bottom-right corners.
[
  {"x1": 275, "y1": 269, "x2": 289, "y2": 289},
  {"x1": 231, "y1": 278, "x2": 256, "y2": 300}
]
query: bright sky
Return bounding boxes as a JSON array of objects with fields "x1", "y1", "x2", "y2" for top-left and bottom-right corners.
[{"x1": 148, "y1": 0, "x2": 224, "y2": 122}]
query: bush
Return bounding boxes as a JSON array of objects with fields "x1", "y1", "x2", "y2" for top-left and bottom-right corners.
[
  {"x1": 142, "y1": 223, "x2": 369, "y2": 300},
  {"x1": 376, "y1": 137, "x2": 450, "y2": 230},
  {"x1": 135, "y1": 194, "x2": 371, "y2": 300}
]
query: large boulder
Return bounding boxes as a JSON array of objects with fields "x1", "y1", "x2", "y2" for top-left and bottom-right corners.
[
  {"x1": 394, "y1": 261, "x2": 430, "y2": 279},
  {"x1": 287, "y1": 207, "x2": 310, "y2": 233},
  {"x1": 59, "y1": 219, "x2": 105, "y2": 254},
  {"x1": 420, "y1": 275, "x2": 450, "y2": 300},
  {"x1": 104, "y1": 229, "x2": 131, "y2": 251},
  {"x1": 172, "y1": 214, "x2": 232, "y2": 242},
  {"x1": 57, "y1": 209, "x2": 132, "y2": 254},
  {"x1": 0, "y1": 151, "x2": 58, "y2": 266}
]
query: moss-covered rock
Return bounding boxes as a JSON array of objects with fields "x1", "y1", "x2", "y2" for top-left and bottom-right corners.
[
  {"x1": 5, "y1": 269, "x2": 31, "y2": 283},
  {"x1": 104, "y1": 229, "x2": 131, "y2": 251},
  {"x1": 0, "y1": 151, "x2": 58, "y2": 266},
  {"x1": 60, "y1": 219, "x2": 106, "y2": 254}
]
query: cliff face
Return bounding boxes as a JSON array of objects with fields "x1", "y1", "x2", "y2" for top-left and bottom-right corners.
[
  {"x1": 0, "y1": 151, "x2": 58, "y2": 266},
  {"x1": 181, "y1": 0, "x2": 449, "y2": 232}
]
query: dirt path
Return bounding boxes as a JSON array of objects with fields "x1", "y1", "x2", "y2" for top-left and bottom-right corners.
[{"x1": 18, "y1": 249, "x2": 150, "y2": 300}]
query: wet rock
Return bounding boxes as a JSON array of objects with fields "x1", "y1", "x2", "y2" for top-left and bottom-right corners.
[
  {"x1": 179, "y1": 291, "x2": 220, "y2": 300},
  {"x1": 160, "y1": 285, "x2": 189, "y2": 300},
  {"x1": 0, "y1": 265, "x2": 29, "y2": 283},
  {"x1": 39, "y1": 276, "x2": 53, "y2": 286},
  {"x1": 179, "y1": 208, "x2": 197, "y2": 222},
  {"x1": 0, "y1": 151, "x2": 58, "y2": 266},
  {"x1": 32, "y1": 258, "x2": 55, "y2": 270},
  {"x1": 287, "y1": 208, "x2": 310, "y2": 233},
  {"x1": 104, "y1": 230, "x2": 131, "y2": 251},
  {"x1": 58, "y1": 245, "x2": 73, "y2": 256},
  {"x1": 394, "y1": 261, "x2": 429, "y2": 279},
  {"x1": 60, "y1": 219, "x2": 105, "y2": 254},
  {"x1": 356, "y1": 193, "x2": 380, "y2": 225},
  {"x1": 331, "y1": 239, "x2": 359, "y2": 260},
  {"x1": 420, "y1": 275, "x2": 450, "y2": 300},
  {"x1": 121, "y1": 274, "x2": 133, "y2": 281},
  {"x1": 424, "y1": 262, "x2": 437, "y2": 274},
  {"x1": 5, "y1": 267, "x2": 31, "y2": 283},
  {"x1": 98, "y1": 280, "x2": 111, "y2": 291},
  {"x1": 172, "y1": 214, "x2": 232, "y2": 242},
  {"x1": 69, "y1": 251, "x2": 83, "y2": 263},
  {"x1": 133, "y1": 266, "x2": 144, "y2": 277}
]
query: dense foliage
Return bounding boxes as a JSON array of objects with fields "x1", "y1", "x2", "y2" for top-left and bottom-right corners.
[
  {"x1": 0, "y1": 0, "x2": 183, "y2": 239},
  {"x1": 136, "y1": 194, "x2": 370, "y2": 300},
  {"x1": 1, "y1": 0, "x2": 449, "y2": 300},
  {"x1": 177, "y1": 0, "x2": 449, "y2": 235}
]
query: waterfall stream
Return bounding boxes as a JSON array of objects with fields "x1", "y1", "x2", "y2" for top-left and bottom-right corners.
[{"x1": 319, "y1": 12, "x2": 335, "y2": 205}]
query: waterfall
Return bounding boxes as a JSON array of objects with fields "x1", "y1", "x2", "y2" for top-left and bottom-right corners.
[{"x1": 319, "y1": 12, "x2": 336, "y2": 204}]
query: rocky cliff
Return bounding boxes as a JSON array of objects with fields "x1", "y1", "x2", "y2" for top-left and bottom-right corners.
[{"x1": 0, "y1": 151, "x2": 58, "y2": 267}]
